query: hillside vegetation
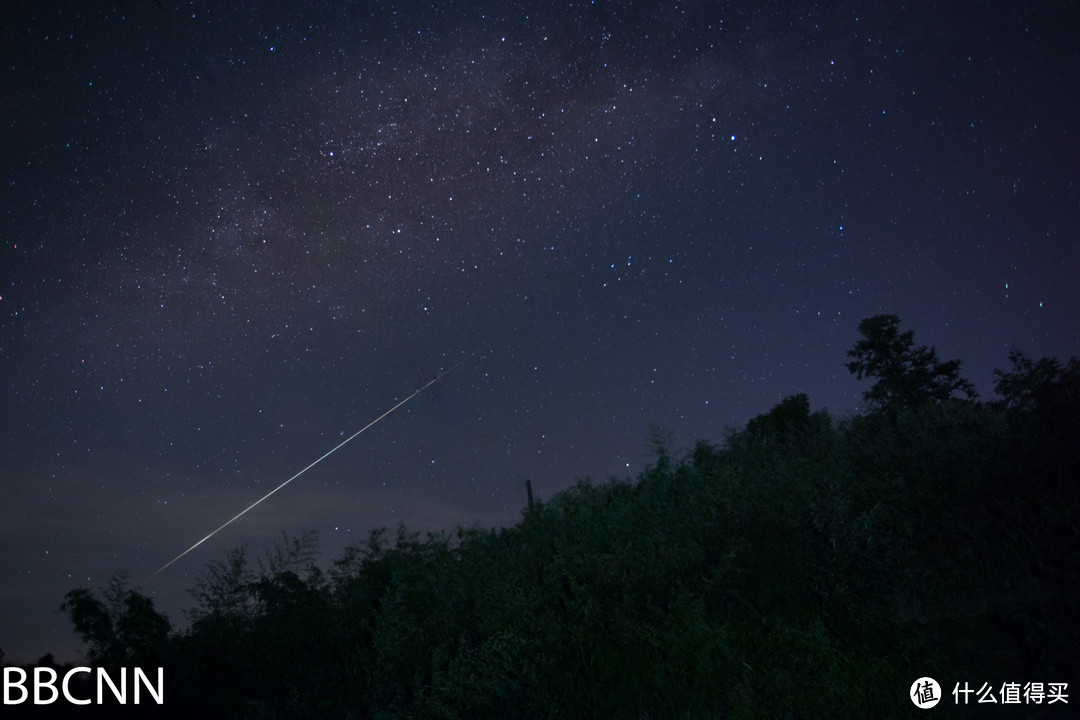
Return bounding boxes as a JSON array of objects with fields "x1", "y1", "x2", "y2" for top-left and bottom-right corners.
[{"x1": 24, "y1": 317, "x2": 1080, "y2": 717}]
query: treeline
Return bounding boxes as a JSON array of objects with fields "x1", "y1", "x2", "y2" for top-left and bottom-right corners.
[{"x1": 12, "y1": 316, "x2": 1080, "y2": 717}]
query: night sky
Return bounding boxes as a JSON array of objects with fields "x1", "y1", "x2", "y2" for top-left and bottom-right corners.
[{"x1": 3, "y1": 1, "x2": 1078, "y2": 663}]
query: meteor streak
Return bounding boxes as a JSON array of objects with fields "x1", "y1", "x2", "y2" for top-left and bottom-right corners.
[{"x1": 151, "y1": 358, "x2": 467, "y2": 577}]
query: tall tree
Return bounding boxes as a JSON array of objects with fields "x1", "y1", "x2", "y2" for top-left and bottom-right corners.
[{"x1": 845, "y1": 314, "x2": 976, "y2": 412}]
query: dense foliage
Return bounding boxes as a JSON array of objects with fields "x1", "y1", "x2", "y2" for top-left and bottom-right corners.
[{"x1": 13, "y1": 320, "x2": 1080, "y2": 717}]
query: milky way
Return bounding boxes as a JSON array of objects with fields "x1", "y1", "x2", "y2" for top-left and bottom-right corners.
[{"x1": 2, "y1": 1, "x2": 1077, "y2": 661}]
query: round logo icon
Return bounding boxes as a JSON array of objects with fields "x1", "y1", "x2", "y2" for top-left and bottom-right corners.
[{"x1": 911, "y1": 677, "x2": 941, "y2": 709}]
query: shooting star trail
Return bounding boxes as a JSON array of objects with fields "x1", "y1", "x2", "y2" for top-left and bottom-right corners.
[{"x1": 152, "y1": 357, "x2": 468, "y2": 577}]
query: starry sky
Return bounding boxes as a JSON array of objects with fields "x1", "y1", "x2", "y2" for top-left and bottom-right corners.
[{"x1": 2, "y1": 1, "x2": 1078, "y2": 663}]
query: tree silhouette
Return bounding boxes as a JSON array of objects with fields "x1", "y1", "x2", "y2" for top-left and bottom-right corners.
[
  {"x1": 845, "y1": 314, "x2": 976, "y2": 412},
  {"x1": 60, "y1": 573, "x2": 170, "y2": 667},
  {"x1": 994, "y1": 350, "x2": 1080, "y2": 483},
  {"x1": 994, "y1": 350, "x2": 1080, "y2": 413}
]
